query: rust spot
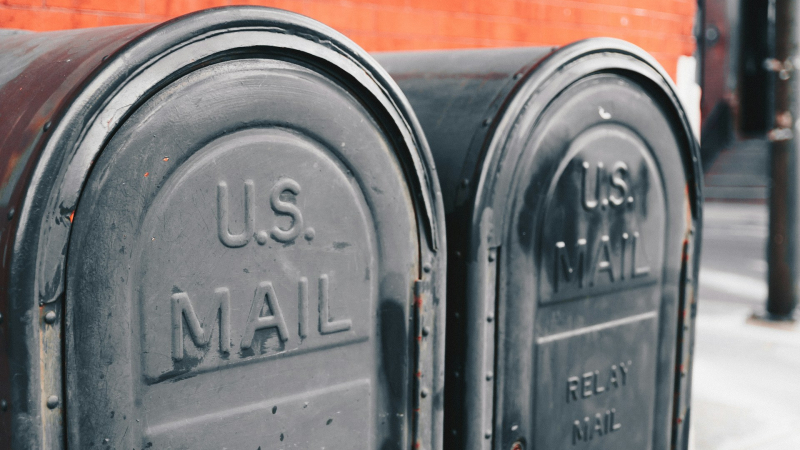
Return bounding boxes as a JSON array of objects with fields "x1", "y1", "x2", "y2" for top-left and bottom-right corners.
[
  {"x1": 163, "y1": 157, "x2": 169, "y2": 162},
  {"x1": 416, "y1": 336, "x2": 422, "y2": 342},
  {"x1": 69, "y1": 211, "x2": 74, "y2": 223},
  {"x1": 414, "y1": 371, "x2": 422, "y2": 378},
  {"x1": 414, "y1": 296, "x2": 423, "y2": 308},
  {"x1": 144, "y1": 172, "x2": 149, "y2": 177}
]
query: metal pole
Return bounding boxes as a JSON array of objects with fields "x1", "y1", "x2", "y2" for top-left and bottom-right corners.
[{"x1": 766, "y1": 0, "x2": 798, "y2": 319}]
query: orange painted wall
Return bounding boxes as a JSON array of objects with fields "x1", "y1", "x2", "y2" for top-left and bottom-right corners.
[{"x1": 0, "y1": 0, "x2": 696, "y2": 79}]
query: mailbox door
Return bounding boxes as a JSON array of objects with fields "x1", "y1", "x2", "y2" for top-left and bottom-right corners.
[
  {"x1": 377, "y1": 41, "x2": 700, "y2": 450},
  {"x1": 46, "y1": 9, "x2": 445, "y2": 450},
  {"x1": 483, "y1": 48, "x2": 700, "y2": 450}
]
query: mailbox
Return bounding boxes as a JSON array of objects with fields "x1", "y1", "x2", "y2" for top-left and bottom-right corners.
[
  {"x1": 376, "y1": 40, "x2": 702, "y2": 450},
  {"x1": 0, "y1": 7, "x2": 446, "y2": 449}
]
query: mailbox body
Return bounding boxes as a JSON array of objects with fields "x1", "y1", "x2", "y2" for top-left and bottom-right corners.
[
  {"x1": 0, "y1": 8, "x2": 446, "y2": 449},
  {"x1": 377, "y1": 41, "x2": 702, "y2": 450}
]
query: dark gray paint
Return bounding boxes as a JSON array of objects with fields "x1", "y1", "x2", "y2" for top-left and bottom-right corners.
[
  {"x1": 0, "y1": 7, "x2": 446, "y2": 449},
  {"x1": 376, "y1": 40, "x2": 702, "y2": 450}
]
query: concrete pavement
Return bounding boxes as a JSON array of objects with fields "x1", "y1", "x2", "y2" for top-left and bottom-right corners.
[{"x1": 690, "y1": 202, "x2": 800, "y2": 450}]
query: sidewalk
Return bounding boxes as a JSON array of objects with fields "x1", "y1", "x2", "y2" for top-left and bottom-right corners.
[
  {"x1": 690, "y1": 202, "x2": 800, "y2": 450},
  {"x1": 691, "y1": 301, "x2": 800, "y2": 450}
]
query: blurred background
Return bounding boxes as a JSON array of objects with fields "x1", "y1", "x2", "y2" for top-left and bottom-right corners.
[
  {"x1": 0, "y1": 0, "x2": 697, "y2": 79},
  {"x1": 2, "y1": 1, "x2": 798, "y2": 449}
]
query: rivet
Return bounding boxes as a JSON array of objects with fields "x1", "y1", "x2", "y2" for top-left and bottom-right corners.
[
  {"x1": 423, "y1": 264, "x2": 431, "y2": 273},
  {"x1": 0, "y1": 399, "x2": 7, "y2": 411},
  {"x1": 7, "y1": 208, "x2": 14, "y2": 221},
  {"x1": 488, "y1": 252, "x2": 495, "y2": 262},
  {"x1": 46, "y1": 395, "x2": 59, "y2": 409},
  {"x1": 102, "y1": 438, "x2": 110, "y2": 444},
  {"x1": 513, "y1": 73, "x2": 523, "y2": 80},
  {"x1": 485, "y1": 430, "x2": 492, "y2": 439},
  {"x1": 44, "y1": 311, "x2": 57, "y2": 324},
  {"x1": 43, "y1": 121, "x2": 51, "y2": 132},
  {"x1": 0, "y1": 312, "x2": 3, "y2": 323},
  {"x1": 422, "y1": 326, "x2": 430, "y2": 337},
  {"x1": 487, "y1": 314, "x2": 494, "y2": 323},
  {"x1": 486, "y1": 371, "x2": 493, "y2": 381},
  {"x1": 420, "y1": 388, "x2": 429, "y2": 398},
  {"x1": 483, "y1": 118, "x2": 492, "y2": 127}
]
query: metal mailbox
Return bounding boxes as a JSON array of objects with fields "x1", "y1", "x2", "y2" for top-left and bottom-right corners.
[
  {"x1": 376, "y1": 40, "x2": 702, "y2": 450},
  {"x1": 0, "y1": 7, "x2": 446, "y2": 449}
]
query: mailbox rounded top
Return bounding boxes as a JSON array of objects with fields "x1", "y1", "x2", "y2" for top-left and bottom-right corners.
[{"x1": 475, "y1": 38, "x2": 701, "y2": 229}]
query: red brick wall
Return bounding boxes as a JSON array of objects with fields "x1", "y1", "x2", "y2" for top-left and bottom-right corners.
[{"x1": 0, "y1": 0, "x2": 696, "y2": 79}]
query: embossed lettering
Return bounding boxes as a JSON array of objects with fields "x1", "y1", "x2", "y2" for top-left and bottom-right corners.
[
  {"x1": 619, "y1": 233, "x2": 628, "y2": 281},
  {"x1": 580, "y1": 160, "x2": 633, "y2": 211},
  {"x1": 217, "y1": 178, "x2": 309, "y2": 247},
  {"x1": 241, "y1": 281, "x2": 290, "y2": 349},
  {"x1": 571, "y1": 409, "x2": 622, "y2": 445},
  {"x1": 631, "y1": 232, "x2": 651, "y2": 278},
  {"x1": 318, "y1": 274, "x2": 352, "y2": 334},
  {"x1": 610, "y1": 408, "x2": 622, "y2": 431},
  {"x1": 566, "y1": 361, "x2": 633, "y2": 403},
  {"x1": 553, "y1": 230, "x2": 650, "y2": 292},
  {"x1": 169, "y1": 273, "x2": 353, "y2": 367},
  {"x1": 217, "y1": 180, "x2": 255, "y2": 248},
  {"x1": 609, "y1": 365, "x2": 619, "y2": 388},
  {"x1": 171, "y1": 288, "x2": 231, "y2": 360},
  {"x1": 554, "y1": 239, "x2": 587, "y2": 292},
  {"x1": 609, "y1": 162, "x2": 632, "y2": 207},
  {"x1": 590, "y1": 235, "x2": 615, "y2": 285},
  {"x1": 619, "y1": 360, "x2": 631, "y2": 385},
  {"x1": 581, "y1": 372, "x2": 593, "y2": 398},
  {"x1": 581, "y1": 162, "x2": 604, "y2": 211},
  {"x1": 593, "y1": 370, "x2": 605, "y2": 395},
  {"x1": 270, "y1": 178, "x2": 304, "y2": 243},
  {"x1": 573, "y1": 418, "x2": 588, "y2": 445},
  {"x1": 299, "y1": 277, "x2": 309, "y2": 339},
  {"x1": 593, "y1": 413, "x2": 604, "y2": 437},
  {"x1": 567, "y1": 376, "x2": 580, "y2": 402}
]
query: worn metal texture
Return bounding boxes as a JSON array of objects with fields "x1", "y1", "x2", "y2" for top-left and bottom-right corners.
[
  {"x1": 376, "y1": 40, "x2": 703, "y2": 450},
  {"x1": 0, "y1": 6, "x2": 446, "y2": 450},
  {"x1": 0, "y1": 23, "x2": 154, "y2": 450}
]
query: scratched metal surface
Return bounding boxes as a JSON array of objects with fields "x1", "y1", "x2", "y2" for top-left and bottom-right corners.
[
  {"x1": 0, "y1": 7, "x2": 446, "y2": 450},
  {"x1": 0, "y1": 23, "x2": 154, "y2": 450},
  {"x1": 377, "y1": 41, "x2": 702, "y2": 450}
]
